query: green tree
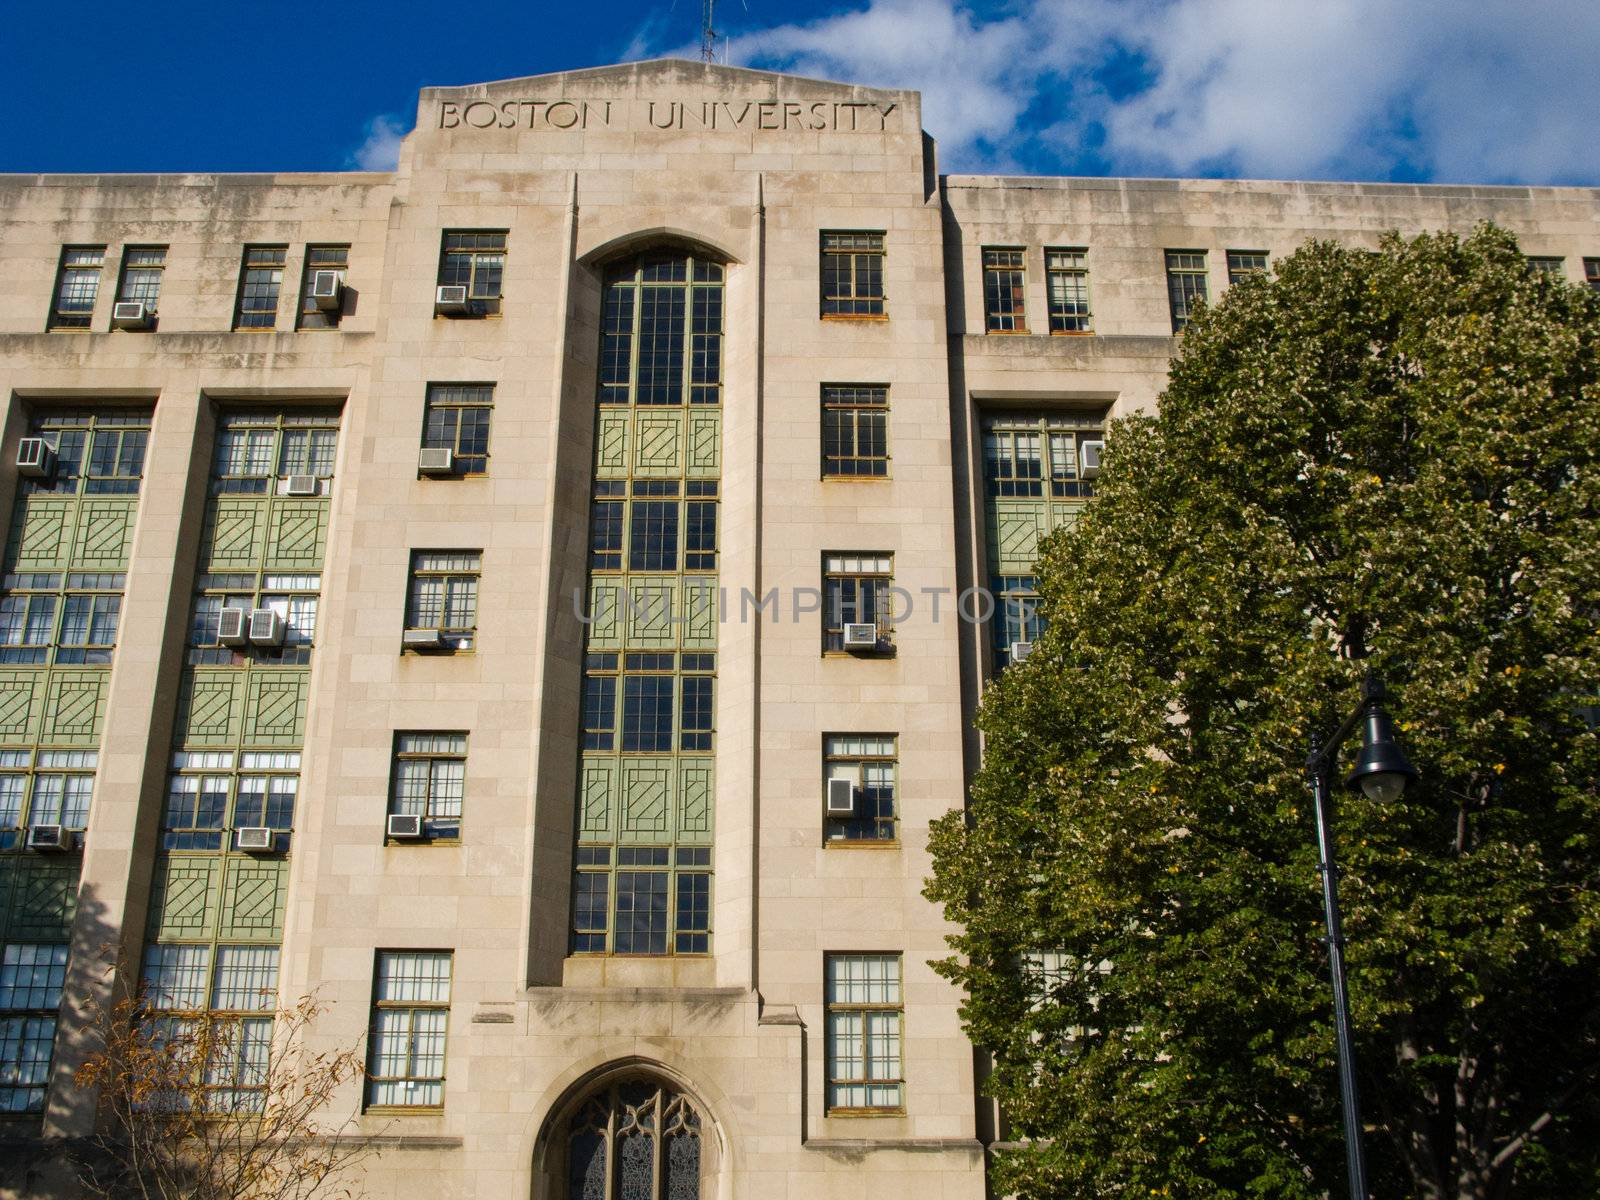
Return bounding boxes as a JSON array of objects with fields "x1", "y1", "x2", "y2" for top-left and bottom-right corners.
[{"x1": 927, "y1": 227, "x2": 1600, "y2": 1200}]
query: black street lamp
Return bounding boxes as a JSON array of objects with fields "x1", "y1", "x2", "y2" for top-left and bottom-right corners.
[{"x1": 1306, "y1": 673, "x2": 1417, "y2": 1200}]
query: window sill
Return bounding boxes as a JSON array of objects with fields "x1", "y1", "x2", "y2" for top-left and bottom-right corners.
[
  {"x1": 984, "y1": 328, "x2": 1031, "y2": 336},
  {"x1": 384, "y1": 838, "x2": 461, "y2": 847},
  {"x1": 820, "y1": 472, "x2": 892, "y2": 482},
  {"x1": 362, "y1": 1105, "x2": 446, "y2": 1116},
  {"x1": 820, "y1": 312, "x2": 890, "y2": 322},
  {"x1": 824, "y1": 1107, "x2": 908, "y2": 1118},
  {"x1": 823, "y1": 839, "x2": 901, "y2": 849},
  {"x1": 1049, "y1": 329, "x2": 1095, "y2": 336}
]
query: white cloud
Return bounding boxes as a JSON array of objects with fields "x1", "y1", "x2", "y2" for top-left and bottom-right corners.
[
  {"x1": 350, "y1": 114, "x2": 409, "y2": 172},
  {"x1": 630, "y1": 0, "x2": 1600, "y2": 183}
]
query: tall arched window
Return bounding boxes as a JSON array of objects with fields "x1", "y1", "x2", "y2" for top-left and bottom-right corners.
[{"x1": 565, "y1": 1077, "x2": 703, "y2": 1199}]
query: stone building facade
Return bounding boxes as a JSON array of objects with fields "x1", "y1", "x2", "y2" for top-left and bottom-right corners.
[{"x1": 0, "y1": 59, "x2": 1595, "y2": 1199}]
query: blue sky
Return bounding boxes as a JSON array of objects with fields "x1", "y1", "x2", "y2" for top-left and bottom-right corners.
[{"x1": 2, "y1": 0, "x2": 1596, "y2": 184}]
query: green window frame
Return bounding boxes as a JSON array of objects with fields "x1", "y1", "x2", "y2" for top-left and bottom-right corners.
[
  {"x1": 421, "y1": 384, "x2": 493, "y2": 475},
  {"x1": 820, "y1": 231, "x2": 886, "y2": 317},
  {"x1": 822, "y1": 553, "x2": 894, "y2": 653},
  {"x1": 823, "y1": 734, "x2": 897, "y2": 843},
  {"x1": 0, "y1": 750, "x2": 97, "y2": 850},
  {"x1": 1, "y1": 942, "x2": 70, "y2": 1111},
  {"x1": 982, "y1": 247, "x2": 1028, "y2": 332},
  {"x1": 437, "y1": 230, "x2": 506, "y2": 304},
  {"x1": 366, "y1": 950, "x2": 451, "y2": 1108},
  {"x1": 405, "y1": 551, "x2": 480, "y2": 650},
  {"x1": 234, "y1": 246, "x2": 286, "y2": 330},
  {"x1": 821, "y1": 385, "x2": 889, "y2": 478},
  {"x1": 115, "y1": 246, "x2": 166, "y2": 314},
  {"x1": 1165, "y1": 250, "x2": 1208, "y2": 332},
  {"x1": 388, "y1": 733, "x2": 466, "y2": 841},
  {"x1": 1045, "y1": 248, "x2": 1091, "y2": 333},
  {"x1": 297, "y1": 245, "x2": 348, "y2": 330},
  {"x1": 48, "y1": 246, "x2": 104, "y2": 330},
  {"x1": 160, "y1": 750, "x2": 299, "y2": 853},
  {"x1": 825, "y1": 953, "x2": 904, "y2": 1112},
  {"x1": 210, "y1": 408, "x2": 340, "y2": 495},
  {"x1": 1226, "y1": 250, "x2": 1268, "y2": 285}
]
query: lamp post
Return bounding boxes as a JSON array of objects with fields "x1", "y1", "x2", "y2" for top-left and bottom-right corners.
[{"x1": 1306, "y1": 673, "x2": 1417, "y2": 1200}]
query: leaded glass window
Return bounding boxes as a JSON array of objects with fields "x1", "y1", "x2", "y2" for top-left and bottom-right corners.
[{"x1": 563, "y1": 1078, "x2": 703, "y2": 1199}]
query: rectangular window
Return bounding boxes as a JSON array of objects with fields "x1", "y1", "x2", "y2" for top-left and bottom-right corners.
[
  {"x1": 1226, "y1": 250, "x2": 1268, "y2": 285},
  {"x1": 116, "y1": 246, "x2": 167, "y2": 316},
  {"x1": 574, "y1": 846, "x2": 711, "y2": 956},
  {"x1": 822, "y1": 385, "x2": 889, "y2": 477},
  {"x1": 367, "y1": 950, "x2": 451, "y2": 1108},
  {"x1": 825, "y1": 953, "x2": 904, "y2": 1111},
  {"x1": 679, "y1": 653, "x2": 715, "y2": 751},
  {"x1": 234, "y1": 246, "x2": 286, "y2": 330},
  {"x1": 1526, "y1": 256, "x2": 1565, "y2": 275},
  {"x1": 982, "y1": 247, "x2": 1028, "y2": 332},
  {"x1": 187, "y1": 573, "x2": 321, "y2": 666},
  {"x1": 0, "y1": 573, "x2": 125, "y2": 667},
  {"x1": 20, "y1": 409, "x2": 153, "y2": 499},
  {"x1": 161, "y1": 751, "x2": 299, "y2": 852},
  {"x1": 628, "y1": 491, "x2": 680, "y2": 572},
  {"x1": 823, "y1": 554, "x2": 893, "y2": 653},
  {"x1": 437, "y1": 230, "x2": 506, "y2": 303},
  {"x1": 621, "y1": 658, "x2": 675, "y2": 752},
  {"x1": 0, "y1": 750, "x2": 98, "y2": 850},
  {"x1": 48, "y1": 246, "x2": 104, "y2": 330},
  {"x1": 297, "y1": 245, "x2": 348, "y2": 330},
  {"x1": 582, "y1": 652, "x2": 715, "y2": 754},
  {"x1": 211, "y1": 408, "x2": 339, "y2": 495},
  {"x1": 1, "y1": 943, "x2": 68, "y2": 1112},
  {"x1": 1045, "y1": 248, "x2": 1091, "y2": 333},
  {"x1": 405, "y1": 551, "x2": 480, "y2": 650},
  {"x1": 389, "y1": 733, "x2": 466, "y2": 840},
  {"x1": 982, "y1": 413, "x2": 1103, "y2": 500},
  {"x1": 1585, "y1": 258, "x2": 1600, "y2": 292},
  {"x1": 421, "y1": 384, "x2": 492, "y2": 474},
  {"x1": 820, "y1": 231, "x2": 886, "y2": 317},
  {"x1": 1165, "y1": 250, "x2": 1209, "y2": 332},
  {"x1": 138, "y1": 943, "x2": 278, "y2": 1111},
  {"x1": 824, "y1": 735, "x2": 897, "y2": 842},
  {"x1": 993, "y1": 575, "x2": 1044, "y2": 667}
]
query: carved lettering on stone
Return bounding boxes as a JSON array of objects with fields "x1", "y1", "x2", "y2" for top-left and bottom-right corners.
[{"x1": 437, "y1": 98, "x2": 898, "y2": 133}]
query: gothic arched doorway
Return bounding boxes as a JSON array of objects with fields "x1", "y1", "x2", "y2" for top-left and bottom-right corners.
[{"x1": 557, "y1": 1075, "x2": 711, "y2": 1199}]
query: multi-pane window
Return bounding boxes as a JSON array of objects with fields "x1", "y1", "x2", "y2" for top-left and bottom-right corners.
[
  {"x1": 1, "y1": 943, "x2": 69, "y2": 1112},
  {"x1": 824, "y1": 735, "x2": 897, "y2": 842},
  {"x1": 1165, "y1": 250, "x2": 1209, "y2": 332},
  {"x1": 297, "y1": 245, "x2": 348, "y2": 330},
  {"x1": 825, "y1": 953, "x2": 904, "y2": 1111},
  {"x1": 0, "y1": 573, "x2": 124, "y2": 664},
  {"x1": 405, "y1": 551, "x2": 480, "y2": 650},
  {"x1": 993, "y1": 575, "x2": 1044, "y2": 668},
  {"x1": 823, "y1": 554, "x2": 893, "y2": 652},
  {"x1": 20, "y1": 408, "x2": 152, "y2": 497},
  {"x1": 389, "y1": 733, "x2": 466, "y2": 840},
  {"x1": 572, "y1": 846, "x2": 711, "y2": 956},
  {"x1": 982, "y1": 413, "x2": 1103, "y2": 499},
  {"x1": 1226, "y1": 250, "x2": 1268, "y2": 285},
  {"x1": 1526, "y1": 256, "x2": 1565, "y2": 275},
  {"x1": 141, "y1": 943, "x2": 278, "y2": 1111},
  {"x1": 48, "y1": 246, "x2": 104, "y2": 330},
  {"x1": 599, "y1": 257, "x2": 723, "y2": 406},
  {"x1": 234, "y1": 246, "x2": 286, "y2": 330},
  {"x1": 564, "y1": 1079, "x2": 705, "y2": 1199},
  {"x1": 367, "y1": 950, "x2": 451, "y2": 1108},
  {"x1": 1045, "y1": 248, "x2": 1091, "y2": 333},
  {"x1": 588, "y1": 481, "x2": 719, "y2": 574},
  {"x1": 0, "y1": 751, "x2": 96, "y2": 850},
  {"x1": 188, "y1": 573, "x2": 320, "y2": 666},
  {"x1": 580, "y1": 652, "x2": 717, "y2": 753},
  {"x1": 211, "y1": 408, "x2": 340, "y2": 494},
  {"x1": 115, "y1": 246, "x2": 166, "y2": 314},
  {"x1": 1585, "y1": 258, "x2": 1600, "y2": 292},
  {"x1": 983, "y1": 247, "x2": 1028, "y2": 332},
  {"x1": 160, "y1": 752, "x2": 299, "y2": 852},
  {"x1": 820, "y1": 231, "x2": 886, "y2": 317},
  {"x1": 822, "y1": 385, "x2": 889, "y2": 477},
  {"x1": 421, "y1": 384, "x2": 493, "y2": 474},
  {"x1": 437, "y1": 231, "x2": 506, "y2": 304}
]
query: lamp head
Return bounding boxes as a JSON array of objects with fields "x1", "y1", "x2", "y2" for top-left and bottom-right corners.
[{"x1": 1345, "y1": 701, "x2": 1418, "y2": 802}]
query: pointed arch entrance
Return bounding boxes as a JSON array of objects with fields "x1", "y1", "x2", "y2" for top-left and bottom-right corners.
[{"x1": 534, "y1": 1065, "x2": 723, "y2": 1200}]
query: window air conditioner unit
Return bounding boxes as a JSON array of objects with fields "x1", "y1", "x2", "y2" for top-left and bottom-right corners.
[
  {"x1": 235, "y1": 826, "x2": 274, "y2": 852},
  {"x1": 112, "y1": 300, "x2": 154, "y2": 329},
  {"x1": 1010, "y1": 641, "x2": 1035, "y2": 663},
  {"x1": 217, "y1": 607, "x2": 251, "y2": 647},
  {"x1": 418, "y1": 447, "x2": 456, "y2": 476},
  {"x1": 310, "y1": 270, "x2": 343, "y2": 310},
  {"x1": 842, "y1": 623, "x2": 879, "y2": 649},
  {"x1": 284, "y1": 473, "x2": 320, "y2": 496},
  {"x1": 826, "y1": 777, "x2": 857, "y2": 816},
  {"x1": 402, "y1": 628, "x2": 444, "y2": 651},
  {"x1": 16, "y1": 438, "x2": 55, "y2": 479},
  {"x1": 247, "y1": 608, "x2": 285, "y2": 648},
  {"x1": 435, "y1": 285, "x2": 470, "y2": 314},
  {"x1": 1080, "y1": 440, "x2": 1105, "y2": 479},
  {"x1": 387, "y1": 813, "x2": 424, "y2": 839},
  {"x1": 27, "y1": 824, "x2": 68, "y2": 852}
]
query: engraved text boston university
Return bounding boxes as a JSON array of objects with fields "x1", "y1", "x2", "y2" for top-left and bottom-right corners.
[{"x1": 438, "y1": 98, "x2": 899, "y2": 133}]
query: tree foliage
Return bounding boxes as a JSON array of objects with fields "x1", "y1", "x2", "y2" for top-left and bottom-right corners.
[
  {"x1": 926, "y1": 227, "x2": 1600, "y2": 1200},
  {"x1": 73, "y1": 993, "x2": 373, "y2": 1200}
]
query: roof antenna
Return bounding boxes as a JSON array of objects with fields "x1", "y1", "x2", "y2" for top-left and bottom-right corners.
[{"x1": 701, "y1": 0, "x2": 717, "y2": 63}]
